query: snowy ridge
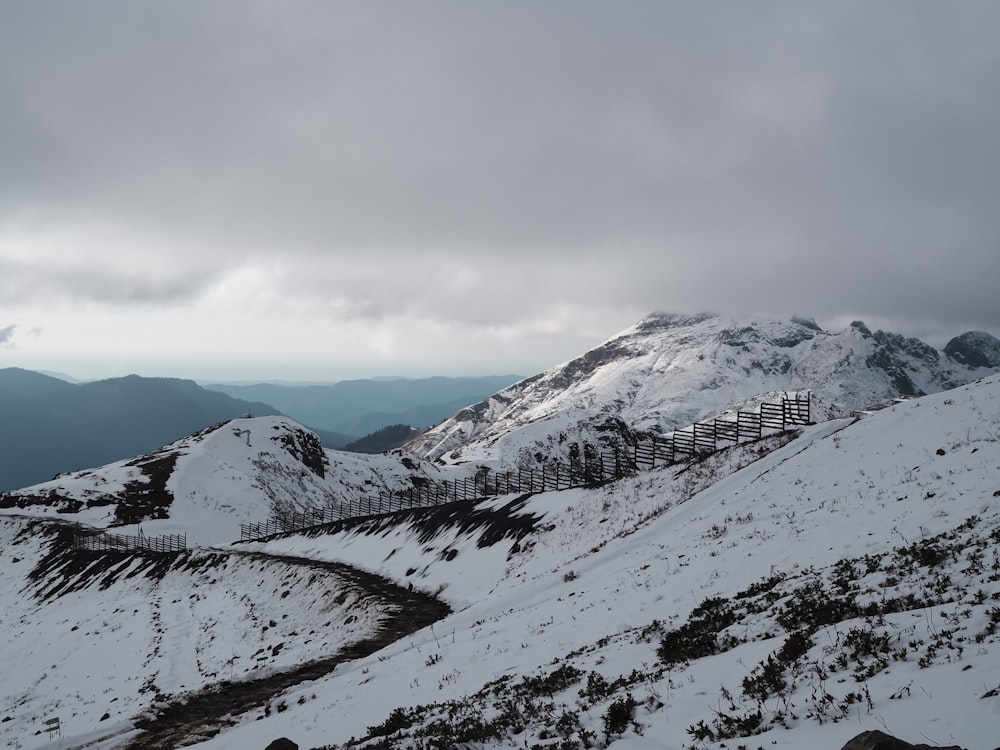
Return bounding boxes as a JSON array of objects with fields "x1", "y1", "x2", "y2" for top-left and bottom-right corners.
[
  {"x1": 405, "y1": 313, "x2": 1000, "y2": 470},
  {"x1": 0, "y1": 416, "x2": 452, "y2": 546}
]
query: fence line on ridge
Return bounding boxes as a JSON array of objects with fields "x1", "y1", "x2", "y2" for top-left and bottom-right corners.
[
  {"x1": 72, "y1": 530, "x2": 187, "y2": 554},
  {"x1": 239, "y1": 392, "x2": 811, "y2": 544}
]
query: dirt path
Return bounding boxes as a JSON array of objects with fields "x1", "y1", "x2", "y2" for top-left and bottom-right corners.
[{"x1": 120, "y1": 550, "x2": 451, "y2": 750}]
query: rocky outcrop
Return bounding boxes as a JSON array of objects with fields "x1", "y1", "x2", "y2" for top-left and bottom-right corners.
[
  {"x1": 271, "y1": 423, "x2": 328, "y2": 478},
  {"x1": 944, "y1": 330, "x2": 1000, "y2": 369},
  {"x1": 839, "y1": 730, "x2": 963, "y2": 750}
]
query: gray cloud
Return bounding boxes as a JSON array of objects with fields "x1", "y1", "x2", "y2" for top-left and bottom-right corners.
[
  {"x1": 0, "y1": 325, "x2": 14, "y2": 346},
  {"x1": 0, "y1": 256, "x2": 218, "y2": 307},
  {"x1": 1, "y1": 1, "x2": 998, "y2": 375}
]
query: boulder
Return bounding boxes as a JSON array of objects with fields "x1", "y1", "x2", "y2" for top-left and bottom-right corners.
[
  {"x1": 840, "y1": 730, "x2": 964, "y2": 750},
  {"x1": 265, "y1": 739, "x2": 298, "y2": 750}
]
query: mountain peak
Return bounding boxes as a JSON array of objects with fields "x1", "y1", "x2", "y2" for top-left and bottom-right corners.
[
  {"x1": 849, "y1": 320, "x2": 872, "y2": 336},
  {"x1": 944, "y1": 330, "x2": 1000, "y2": 368},
  {"x1": 406, "y1": 313, "x2": 1000, "y2": 466}
]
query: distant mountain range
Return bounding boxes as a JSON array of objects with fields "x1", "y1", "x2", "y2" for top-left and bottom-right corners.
[
  {"x1": 0, "y1": 370, "x2": 283, "y2": 491},
  {"x1": 0, "y1": 370, "x2": 523, "y2": 491},
  {"x1": 203, "y1": 375, "x2": 525, "y2": 436}
]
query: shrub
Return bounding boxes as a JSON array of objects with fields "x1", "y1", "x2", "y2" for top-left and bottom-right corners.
[
  {"x1": 520, "y1": 664, "x2": 583, "y2": 697},
  {"x1": 657, "y1": 596, "x2": 738, "y2": 666},
  {"x1": 366, "y1": 707, "x2": 419, "y2": 739},
  {"x1": 603, "y1": 693, "x2": 638, "y2": 741}
]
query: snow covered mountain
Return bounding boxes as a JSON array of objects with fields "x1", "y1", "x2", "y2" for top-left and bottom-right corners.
[
  {"x1": 1, "y1": 313, "x2": 1000, "y2": 750},
  {"x1": 0, "y1": 416, "x2": 452, "y2": 546},
  {"x1": 405, "y1": 313, "x2": 1000, "y2": 468},
  {"x1": 1, "y1": 372, "x2": 998, "y2": 750}
]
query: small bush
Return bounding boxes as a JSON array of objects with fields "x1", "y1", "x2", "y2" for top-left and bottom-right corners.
[
  {"x1": 658, "y1": 596, "x2": 738, "y2": 666},
  {"x1": 520, "y1": 664, "x2": 584, "y2": 697},
  {"x1": 603, "y1": 693, "x2": 638, "y2": 741},
  {"x1": 366, "y1": 707, "x2": 419, "y2": 739}
]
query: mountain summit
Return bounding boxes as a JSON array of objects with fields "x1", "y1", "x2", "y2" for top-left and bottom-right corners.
[{"x1": 405, "y1": 312, "x2": 1000, "y2": 466}]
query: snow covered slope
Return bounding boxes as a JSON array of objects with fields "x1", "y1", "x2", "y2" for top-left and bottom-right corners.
[
  {"x1": 0, "y1": 416, "x2": 452, "y2": 546},
  {"x1": 1, "y1": 374, "x2": 998, "y2": 750},
  {"x1": 406, "y1": 313, "x2": 1000, "y2": 469},
  {"x1": 187, "y1": 373, "x2": 1000, "y2": 750},
  {"x1": 0, "y1": 517, "x2": 447, "y2": 750},
  {"x1": 2, "y1": 315, "x2": 999, "y2": 750}
]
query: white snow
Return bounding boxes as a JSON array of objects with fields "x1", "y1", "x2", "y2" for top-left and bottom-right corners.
[
  {"x1": 1, "y1": 416, "x2": 462, "y2": 547},
  {"x1": 1, "y1": 373, "x2": 998, "y2": 750}
]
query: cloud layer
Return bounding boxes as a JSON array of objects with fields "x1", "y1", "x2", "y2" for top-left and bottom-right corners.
[{"x1": 1, "y1": 2, "x2": 998, "y2": 380}]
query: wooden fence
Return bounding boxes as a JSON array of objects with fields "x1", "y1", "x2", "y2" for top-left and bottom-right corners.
[
  {"x1": 72, "y1": 530, "x2": 187, "y2": 554},
  {"x1": 239, "y1": 392, "x2": 810, "y2": 543},
  {"x1": 240, "y1": 506, "x2": 341, "y2": 545}
]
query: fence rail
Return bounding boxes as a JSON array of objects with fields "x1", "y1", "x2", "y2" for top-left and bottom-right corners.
[
  {"x1": 239, "y1": 392, "x2": 810, "y2": 543},
  {"x1": 72, "y1": 530, "x2": 187, "y2": 554}
]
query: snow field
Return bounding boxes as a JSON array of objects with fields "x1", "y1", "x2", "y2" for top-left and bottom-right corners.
[{"x1": 185, "y1": 376, "x2": 1000, "y2": 750}]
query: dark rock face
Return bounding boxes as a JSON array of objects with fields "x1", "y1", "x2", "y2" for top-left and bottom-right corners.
[
  {"x1": 0, "y1": 450, "x2": 179, "y2": 524},
  {"x1": 866, "y1": 347, "x2": 922, "y2": 396},
  {"x1": 272, "y1": 426, "x2": 327, "y2": 478},
  {"x1": 871, "y1": 330, "x2": 941, "y2": 364},
  {"x1": 264, "y1": 739, "x2": 298, "y2": 750},
  {"x1": 547, "y1": 341, "x2": 632, "y2": 392},
  {"x1": 452, "y1": 391, "x2": 511, "y2": 424},
  {"x1": 637, "y1": 312, "x2": 715, "y2": 332},
  {"x1": 116, "y1": 452, "x2": 179, "y2": 523},
  {"x1": 944, "y1": 330, "x2": 1000, "y2": 369},
  {"x1": 716, "y1": 320, "x2": 819, "y2": 349},
  {"x1": 863, "y1": 329, "x2": 951, "y2": 397},
  {"x1": 839, "y1": 729, "x2": 963, "y2": 750}
]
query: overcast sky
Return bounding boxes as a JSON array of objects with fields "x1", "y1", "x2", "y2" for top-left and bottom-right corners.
[{"x1": 1, "y1": 1, "x2": 998, "y2": 383}]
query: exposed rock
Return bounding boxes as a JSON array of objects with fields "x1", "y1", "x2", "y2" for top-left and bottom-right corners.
[
  {"x1": 272, "y1": 425, "x2": 327, "y2": 478},
  {"x1": 716, "y1": 319, "x2": 819, "y2": 349},
  {"x1": 850, "y1": 320, "x2": 873, "y2": 336},
  {"x1": 264, "y1": 735, "x2": 298, "y2": 749},
  {"x1": 865, "y1": 347, "x2": 922, "y2": 397},
  {"x1": 839, "y1": 729, "x2": 964, "y2": 750},
  {"x1": 944, "y1": 330, "x2": 1000, "y2": 369},
  {"x1": 864, "y1": 329, "x2": 953, "y2": 397}
]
